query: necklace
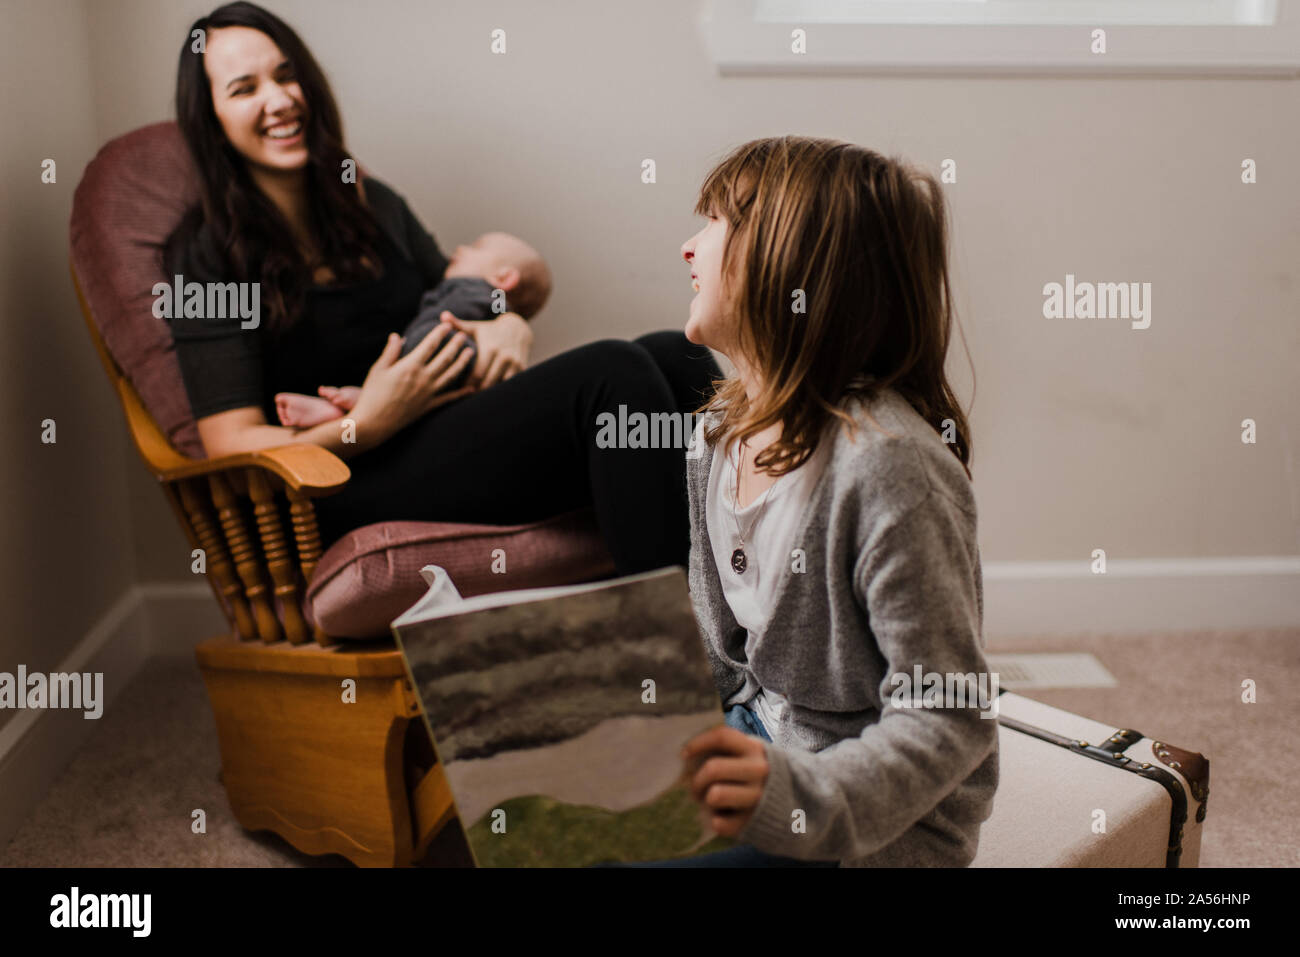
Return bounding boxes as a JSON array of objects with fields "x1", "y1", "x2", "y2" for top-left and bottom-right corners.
[{"x1": 730, "y1": 440, "x2": 775, "y2": 575}]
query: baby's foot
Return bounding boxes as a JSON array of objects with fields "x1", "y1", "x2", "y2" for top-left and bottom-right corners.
[
  {"x1": 275, "y1": 392, "x2": 344, "y2": 427},
  {"x1": 319, "y1": 385, "x2": 362, "y2": 411}
]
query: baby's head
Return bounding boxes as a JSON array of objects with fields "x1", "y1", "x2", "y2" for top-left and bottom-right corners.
[{"x1": 445, "y1": 231, "x2": 552, "y2": 318}]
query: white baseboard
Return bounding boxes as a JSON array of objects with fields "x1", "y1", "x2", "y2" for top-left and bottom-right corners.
[
  {"x1": 0, "y1": 586, "x2": 151, "y2": 852},
  {"x1": 983, "y1": 556, "x2": 1300, "y2": 639},
  {"x1": 0, "y1": 581, "x2": 225, "y2": 852},
  {"x1": 2, "y1": 558, "x2": 1297, "y2": 850}
]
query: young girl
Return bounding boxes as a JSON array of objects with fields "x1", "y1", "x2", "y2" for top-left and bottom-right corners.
[{"x1": 669, "y1": 136, "x2": 999, "y2": 867}]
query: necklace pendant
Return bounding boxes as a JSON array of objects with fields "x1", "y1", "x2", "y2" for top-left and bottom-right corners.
[{"x1": 731, "y1": 547, "x2": 747, "y2": 575}]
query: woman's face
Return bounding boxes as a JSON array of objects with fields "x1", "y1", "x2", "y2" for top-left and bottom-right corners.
[
  {"x1": 203, "y1": 25, "x2": 310, "y2": 174},
  {"x1": 680, "y1": 213, "x2": 736, "y2": 354}
]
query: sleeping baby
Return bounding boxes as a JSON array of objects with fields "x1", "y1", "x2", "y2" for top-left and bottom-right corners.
[{"x1": 275, "y1": 231, "x2": 552, "y2": 427}]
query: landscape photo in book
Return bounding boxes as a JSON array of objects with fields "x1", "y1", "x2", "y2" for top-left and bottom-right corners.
[{"x1": 393, "y1": 567, "x2": 735, "y2": 867}]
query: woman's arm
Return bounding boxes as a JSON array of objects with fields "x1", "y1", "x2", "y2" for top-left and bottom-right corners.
[
  {"x1": 197, "y1": 327, "x2": 477, "y2": 459},
  {"x1": 197, "y1": 405, "x2": 377, "y2": 461}
]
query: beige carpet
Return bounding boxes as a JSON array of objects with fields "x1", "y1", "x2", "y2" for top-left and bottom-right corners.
[{"x1": 2, "y1": 628, "x2": 1297, "y2": 867}]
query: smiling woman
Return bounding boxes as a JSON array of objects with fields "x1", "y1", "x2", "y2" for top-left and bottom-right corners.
[
  {"x1": 160, "y1": 1, "x2": 722, "y2": 577},
  {"x1": 169, "y1": 6, "x2": 388, "y2": 339}
]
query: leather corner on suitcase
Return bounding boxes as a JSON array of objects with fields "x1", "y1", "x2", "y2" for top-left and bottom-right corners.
[{"x1": 1152, "y1": 740, "x2": 1210, "y2": 821}]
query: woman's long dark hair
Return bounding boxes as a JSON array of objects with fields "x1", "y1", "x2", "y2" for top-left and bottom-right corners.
[{"x1": 166, "y1": 1, "x2": 383, "y2": 337}]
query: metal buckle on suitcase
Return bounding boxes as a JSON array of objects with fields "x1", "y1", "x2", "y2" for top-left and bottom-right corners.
[{"x1": 971, "y1": 691, "x2": 1209, "y2": 868}]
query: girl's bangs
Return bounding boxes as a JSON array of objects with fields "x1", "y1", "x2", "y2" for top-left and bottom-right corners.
[{"x1": 694, "y1": 148, "x2": 760, "y2": 223}]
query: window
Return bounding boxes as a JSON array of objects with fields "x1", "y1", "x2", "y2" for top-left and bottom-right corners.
[{"x1": 703, "y1": 0, "x2": 1300, "y2": 74}]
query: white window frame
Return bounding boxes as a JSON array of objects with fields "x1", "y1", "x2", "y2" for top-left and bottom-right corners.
[{"x1": 702, "y1": 0, "x2": 1300, "y2": 75}]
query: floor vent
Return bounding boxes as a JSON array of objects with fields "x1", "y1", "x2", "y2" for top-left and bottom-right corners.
[{"x1": 984, "y1": 653, "x2": 1117, "y2": 689}]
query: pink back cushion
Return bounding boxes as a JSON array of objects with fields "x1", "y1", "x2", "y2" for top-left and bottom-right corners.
[{"x1": 70, "y1": 121, "x2": 207, "y2": 458}]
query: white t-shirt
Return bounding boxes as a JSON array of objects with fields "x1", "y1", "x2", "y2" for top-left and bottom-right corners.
[{"x1": 706, "y1": 430, "x2": 832, "y2": 735}]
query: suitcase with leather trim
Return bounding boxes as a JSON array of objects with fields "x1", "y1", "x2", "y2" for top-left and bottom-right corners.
[{"x1": 971, "y1": 691, "x2": 1209, "y2": 867}]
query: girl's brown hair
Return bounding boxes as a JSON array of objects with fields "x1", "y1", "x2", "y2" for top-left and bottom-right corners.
[{"x1": 696, "y1": 136, "x2": 974, "y2": 480}]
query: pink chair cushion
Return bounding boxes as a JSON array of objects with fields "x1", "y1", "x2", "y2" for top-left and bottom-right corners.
[
  {"x1": 306, "y1": 510, "x2": 617, "y2": 638},
  {"x1": 70, "y1": 121, "x2": 206, "y2": 457},
  {"x1": 71, "y1": 121, "x2": 616, "y2": 637}
]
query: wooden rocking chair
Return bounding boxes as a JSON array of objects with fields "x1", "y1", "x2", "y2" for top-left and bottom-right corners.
[{"x1": 69, "y1": 122, "x2": 613, "y2": 866}]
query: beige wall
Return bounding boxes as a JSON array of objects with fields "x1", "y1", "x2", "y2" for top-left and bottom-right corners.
[
  {"x1": 6, "y1": 0, "x2": 1298, "y2": 674},
  {"x1": 0, "y1": 0, "x2": 140, "y2": 736}
]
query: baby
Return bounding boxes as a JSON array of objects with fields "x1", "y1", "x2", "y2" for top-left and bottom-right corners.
[{"x1": 275, "y1": 231, "x2": 552, "y2": 427}]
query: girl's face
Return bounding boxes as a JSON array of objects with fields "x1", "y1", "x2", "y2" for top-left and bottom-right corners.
[
  {"x1": 680, "y1": 212, "x2": 736, "y2": 355},
  {"x1": 203, "y1": 26, "x2": 310, "y2": 174}
]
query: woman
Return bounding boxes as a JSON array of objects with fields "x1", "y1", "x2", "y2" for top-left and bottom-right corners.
[{"x1": 163, "y1": 2, "x2": 719, "y2": 571}]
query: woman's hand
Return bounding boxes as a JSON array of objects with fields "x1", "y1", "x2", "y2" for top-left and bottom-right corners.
[
  {"x1": 344, "y1": 324, "x2": 476, "y2": 450},
  {"x1": 439, "y1": 310, "x2": 532, "y2": 389},
  {"x1": 681, "y1": 726, "x2": 770, "y2": 837}
]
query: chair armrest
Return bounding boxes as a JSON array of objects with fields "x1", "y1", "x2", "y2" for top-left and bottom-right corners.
[
  {"x1": 158, "y1": 441, "x2": 351, "y2": 494},
  {"x1": 118, "y1": 377, "x2": 350, "y2": 493}
]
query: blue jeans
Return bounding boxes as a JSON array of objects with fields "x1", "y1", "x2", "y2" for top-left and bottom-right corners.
[
  {"x1": 602, "y1": 705, "x2": 839, "y2": 868},
  {"x1": 724, "y1": 700, "x2": 773, "y2": 740}
]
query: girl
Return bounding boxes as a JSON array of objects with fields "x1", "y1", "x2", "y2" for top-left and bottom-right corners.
[{"x1": 668, "y1": 137, "x2": 999, "y2": 867}]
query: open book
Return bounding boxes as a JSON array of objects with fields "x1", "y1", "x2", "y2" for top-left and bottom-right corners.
[{"x1": 391, "y1": 565, "x2": 734, "y2": 867}]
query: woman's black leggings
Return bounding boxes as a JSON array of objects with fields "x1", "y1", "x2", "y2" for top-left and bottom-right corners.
[{"x1": 314, "y1": 331, "x2": 722, "y2": 575}]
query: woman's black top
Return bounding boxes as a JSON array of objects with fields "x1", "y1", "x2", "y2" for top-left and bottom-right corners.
[{"x1": 163, "y1": 179, "x2": 450, "y2": 425}]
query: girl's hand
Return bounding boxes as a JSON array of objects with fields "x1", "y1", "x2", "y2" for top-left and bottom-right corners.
[
  {"x1": 344, "y1": 326, "x2": 476, "y2": 450},
  {"x1": 681, "y1": 726, "x2": 770, "y2": 837},
  {"x1": 440, "y1": 310, "x2": 532, "y2": 390}
]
